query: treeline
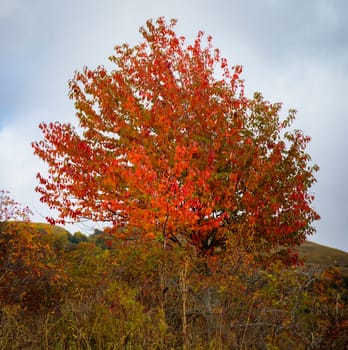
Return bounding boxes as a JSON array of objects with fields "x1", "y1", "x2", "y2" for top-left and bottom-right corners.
[{"x1": 1, "y1": 221, "x2": 348, "y2": 349}]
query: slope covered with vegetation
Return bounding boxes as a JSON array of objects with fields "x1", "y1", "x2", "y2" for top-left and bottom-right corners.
[
  {"x1": 296, "y1": 241, "x2": 348, "y2": 265},
  {"x1": 1, "y1": 221, "x2": 348, "y2": 349}
]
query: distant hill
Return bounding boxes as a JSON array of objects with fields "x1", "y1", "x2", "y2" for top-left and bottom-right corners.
[
  {"x1": 296, "y1": 241, "x2": 348, "y2": 265},
  {"x1": 27, "y1": 222, "x2": 70, "y2": 236},
  {"x1": 3, "y1": 221, "x2": 70, "y2": 236},
  {"x1": 295, "y1": 241, "x2": 348, "y2": 277}
]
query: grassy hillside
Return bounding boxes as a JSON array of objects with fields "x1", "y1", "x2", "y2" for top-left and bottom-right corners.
[
  {"x1": 295, "y1": 240, "x2": 348, "y2": 278},
  {"x1": 296, "y1": 241, "x2": 348, "y2": 266},
  {"x1": 5, "y1": 221, "x2": 70, "y2": 236},
  {"x1": 28, "y1": 222, "x2": 70, "y2": 236}
]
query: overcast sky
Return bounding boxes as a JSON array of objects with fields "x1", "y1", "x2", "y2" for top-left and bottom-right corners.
[{"x1": 1, "y1": 0, "x2": 347, "y2": 251}]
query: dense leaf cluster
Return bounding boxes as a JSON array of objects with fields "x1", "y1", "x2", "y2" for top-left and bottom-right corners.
[{"x1": 32, "y1": 18, "x2": 319, "y2": 257}]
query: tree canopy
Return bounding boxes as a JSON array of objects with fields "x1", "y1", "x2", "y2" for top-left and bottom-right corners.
[{"x1": 32, "y1": 17, "x2": 319, "y2": 256}]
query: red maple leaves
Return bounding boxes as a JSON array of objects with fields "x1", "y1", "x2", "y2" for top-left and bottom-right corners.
[{"x1": 32, "y1": 18, "x2": 319, "y2": 256}]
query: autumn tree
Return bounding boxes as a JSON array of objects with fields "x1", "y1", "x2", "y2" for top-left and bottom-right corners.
[{"x1": 32, "y1": 18, "x2": 319, "y2": 257}]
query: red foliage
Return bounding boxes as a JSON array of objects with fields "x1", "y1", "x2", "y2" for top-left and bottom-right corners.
[{"x1": 32, "y1": 18, "x2": 319, "y2": 256}]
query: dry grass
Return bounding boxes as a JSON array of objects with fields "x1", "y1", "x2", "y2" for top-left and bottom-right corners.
[{"x1": 295, "y1": 240, "x2": 348, "y2": 279}]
